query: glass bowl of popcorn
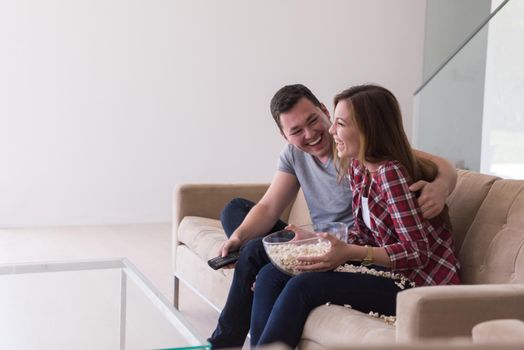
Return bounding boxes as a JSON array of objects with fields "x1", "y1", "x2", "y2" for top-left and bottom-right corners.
[{"x1": 262, "y1": 222, "x2": 348, "y2": 276}]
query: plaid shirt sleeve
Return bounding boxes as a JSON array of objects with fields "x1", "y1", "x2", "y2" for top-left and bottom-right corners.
[
  {"x1": 378, "y1": 162, "x2": 431, "y2": 271},
  {"x1": 347, "y1": 228, "x2": 370, "y2": 245}
]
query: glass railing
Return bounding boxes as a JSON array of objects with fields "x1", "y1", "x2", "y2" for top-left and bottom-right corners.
[
  {"x1": 414, "y1": 0, "x2": 524, "y2": 179},
  {"x1": 422, "y1": 0, "x2": 494, "y2": 82}
]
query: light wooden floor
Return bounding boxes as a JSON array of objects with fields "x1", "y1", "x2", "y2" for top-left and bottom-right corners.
[{"x1": 0, "y1": 223, "x2": 218, "y2": 341}]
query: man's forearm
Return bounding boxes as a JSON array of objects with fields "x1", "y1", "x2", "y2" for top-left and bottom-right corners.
[
  {"x1": 415, "y1": 149, "x2": 457, "y2": 194},
  {"x1": 430, "y1": 156, "x2": 457, "y2": 195},
  {"x1": 231, "y1": 202, "x2": 282, "y2": 243}
]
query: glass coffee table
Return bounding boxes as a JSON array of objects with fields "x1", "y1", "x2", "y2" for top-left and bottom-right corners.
[{"x1": 0, "y1": 258, "x2": 210, "y2": 350}]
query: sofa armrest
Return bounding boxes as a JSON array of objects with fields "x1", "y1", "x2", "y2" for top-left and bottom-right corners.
[
  {"x1": 173, "y1": 183, "x2": 270, "y2": 235},
  {"x1": 396, "y1": 284, "x2": 524, "y2": 342},
  {"x1": 171, "y1": 183, "x2": 270, "y2": 307},
  {"x1": 472, "y1": 319, "x2": 524, "y2": 343}
]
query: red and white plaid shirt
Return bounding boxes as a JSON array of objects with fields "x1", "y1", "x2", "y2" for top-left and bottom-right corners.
[{"x1": 347, "y1": 159, "x2": 460, "y2": 286}]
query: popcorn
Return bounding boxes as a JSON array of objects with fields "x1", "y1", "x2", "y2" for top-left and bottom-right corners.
[
  {"x1": 332, "y1": 264, "x2": 415, "y2": 326},
  {"x1": 368, "y1": 311, "x2": 397, "y2": 325},
  {"x1": 265, "y1": 240, "x2": 330, "y2": 275},
  {"x1": 334, "y1": 264, "x2": 415, "y2": 290},
  {"x1": 381, "y1": 315, "x2": 397, "y2": 325}
]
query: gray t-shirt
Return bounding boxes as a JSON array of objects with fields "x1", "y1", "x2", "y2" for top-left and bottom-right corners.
[{"x1": 277, "y1": 144, "x2": 354, "y2": 228}]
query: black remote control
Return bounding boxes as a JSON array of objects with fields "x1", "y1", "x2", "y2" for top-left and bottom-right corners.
[{"x1": 208, "y1": 251, "x2": 240, "y2": 270}]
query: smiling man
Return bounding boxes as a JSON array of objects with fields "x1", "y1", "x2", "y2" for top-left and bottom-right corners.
[{"x1": 207, "y1": 84, "x2": 457, "y2": 349}]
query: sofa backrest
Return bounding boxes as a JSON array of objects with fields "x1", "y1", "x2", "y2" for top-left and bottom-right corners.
[
  {"x1": 446, "y1": 170, "x2": 500, "y2": 253},
  {"x1": 287, "y1": 189, "x2": 313, "y2": 225},
  {"x1": 458, "y1": 177, "x2": 524, "y2": 284}
]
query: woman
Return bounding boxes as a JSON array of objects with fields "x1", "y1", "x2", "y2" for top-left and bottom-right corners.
[{"x1": 250, "y1": 84, "x2": 460, "y2": 348}]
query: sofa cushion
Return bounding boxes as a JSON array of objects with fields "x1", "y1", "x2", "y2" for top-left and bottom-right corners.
[
  {"x1": 177, "y1": 216, "x2": 229, "y2": 262},
  {"x1": 459, "y1": 179, "x2": 524, "y2": 284},
  {"x1": 301, "y1": 305, "x2": 395, "y2": 347},
  {"x1": 472, "y1": 319, "x2": 524, "y2": 343}
]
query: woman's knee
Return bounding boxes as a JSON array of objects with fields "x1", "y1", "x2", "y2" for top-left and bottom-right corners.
[
  {"x1": 285, "y1": 273, "x2": 319, "y2": 292},
  {"x1": 257, "y1": 264, "x2": 284, "y2": 284},
  {"x1": 254, "y1": 264, "x2": 290, "y2": 296},
  {"x1": 277, "y1": 273, "x2": 326, "y2": 306}
]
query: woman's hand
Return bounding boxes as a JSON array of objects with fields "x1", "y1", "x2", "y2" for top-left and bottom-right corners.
[{"x1": 295, "y1": 233, "x2": 354, "y2": 272}]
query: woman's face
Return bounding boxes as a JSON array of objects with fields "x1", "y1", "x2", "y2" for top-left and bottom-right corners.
[{"x1": 329, "y1": 100, "x2": 361, "y2": 160}]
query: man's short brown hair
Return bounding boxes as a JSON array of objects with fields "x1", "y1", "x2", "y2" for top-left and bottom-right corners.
[{"x1": 270, "y1": 84, "x2": 322, "y2": 132}]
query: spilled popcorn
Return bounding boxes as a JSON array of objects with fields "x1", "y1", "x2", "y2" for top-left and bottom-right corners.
[
  {"x1": 334, "y1": 264, "x2": 416, "y2": 290},
  {"x1": 368, "y1": 311, "x2": 397, "y2": 325},
  {"x1": 324, "y1": 300, "x2": 396, "y2": 325},
  {"x1": 326, "y1": 264, "x2": 417, "y2": 326}
]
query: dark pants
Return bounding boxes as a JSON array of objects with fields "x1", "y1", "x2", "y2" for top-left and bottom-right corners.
[{"x1": 208, "y1": 198, "x2": 287, "y2": 349}]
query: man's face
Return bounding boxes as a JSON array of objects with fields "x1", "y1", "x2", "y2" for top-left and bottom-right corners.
[{"x1": 279, "y1": 97, "x2": 333, "y2": 161}]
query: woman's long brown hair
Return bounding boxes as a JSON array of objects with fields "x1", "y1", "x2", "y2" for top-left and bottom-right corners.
[{"x1": 334, "y1": 84, "x2": 449, "y2": 224}]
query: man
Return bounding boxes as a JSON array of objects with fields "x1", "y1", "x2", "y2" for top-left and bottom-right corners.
[{"x1": 208, "y1": 84, "x2": 457, "y2": 348}]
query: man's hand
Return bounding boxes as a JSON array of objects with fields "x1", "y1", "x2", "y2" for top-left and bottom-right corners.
[
  {"x1": 410, "y1": 179, "x2": 449, "y2": 219},
  {"x1": 218, "y1": 236, "x2": 243, "y2": 269},
  {"x1": 412, "y1": 149, "x2": 457, "y2": 219}
]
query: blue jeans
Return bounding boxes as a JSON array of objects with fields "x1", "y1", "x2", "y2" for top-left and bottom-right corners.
[
  {"x1": 251, "y1": 264, "x2": 404, "y2": 348},
  {"x1": 208, "y1": 198, "x2": 287, "y2": 349}
]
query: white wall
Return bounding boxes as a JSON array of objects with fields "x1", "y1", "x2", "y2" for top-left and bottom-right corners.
[
  {"x1": 0, "y1": 0, "x2": 425, "y2": 227},
  {"x1": 422, "y1": 0, "x2": 491, "y2": 81}
]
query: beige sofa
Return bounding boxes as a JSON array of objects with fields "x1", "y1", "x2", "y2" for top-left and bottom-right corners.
[
  {"x1": 172, "y1": 170, "x2": 524, "y2": 348},
  {"x1": 262, "y1": 319, "x2": 524, "y2": 349}
]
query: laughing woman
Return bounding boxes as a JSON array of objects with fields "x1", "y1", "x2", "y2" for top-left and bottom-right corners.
[{"x1": 251, "y1": 84, "x2": 460, "y2": 349}]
